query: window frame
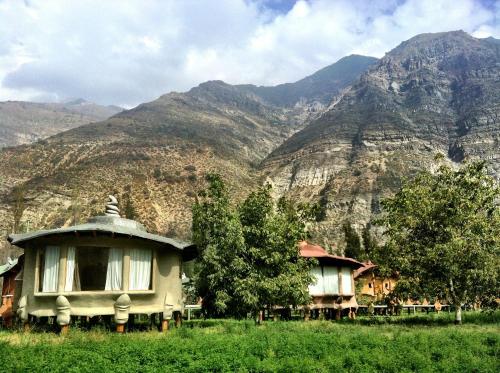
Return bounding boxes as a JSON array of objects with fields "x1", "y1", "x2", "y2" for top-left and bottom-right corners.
[
  {"x1": 34, "y1": 244, "x2": 157, "y2": 297},
  {"x1": 308, "y1": 264, "x2": 354, "y2": 296}
]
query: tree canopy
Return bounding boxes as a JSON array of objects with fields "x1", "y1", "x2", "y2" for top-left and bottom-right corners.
[
  {"x1": 377, "y1": 160, "x2": 500, "y2": 323},
  {"x1": 192, "y1": 174, "x2": 314, "y2": 318}
]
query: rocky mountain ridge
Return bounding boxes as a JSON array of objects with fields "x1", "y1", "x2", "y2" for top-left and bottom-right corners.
[
  {"x1": 0, "y1": 99, "x2": 122, "y2": 148},
  {"x1": 0, "y1": 54, "x2": 375, "y2": 261},
  {"x1": 0, "y1": 31, "x2": 498, "y2": 260},
  {"x1": 261, "y1": 31, "x2": 499, "y2": 250}
]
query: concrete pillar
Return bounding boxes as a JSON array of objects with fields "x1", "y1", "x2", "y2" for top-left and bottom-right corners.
[
  {"x1": 56, "y1": 295, "x2": 71, "y2": 334},
  {"x1": 114, "y1": 294, "x2": 131, "y2": 333}
]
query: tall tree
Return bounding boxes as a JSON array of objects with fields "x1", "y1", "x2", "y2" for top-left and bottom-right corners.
[
  {"x1": 192, "y1": 174, "x2": 247, "y2": 317},
  {"x1": 343, "y1": 221, "x2": 362, "y2": 259},
  {"x1": 377, "y1": 160, "x2": 500, "y2": 324},
  {"x1": 193, "y1": 175, "x2": 314, "y2": 318},
  {"x1": 238, "y1": 186, "x2": 314, "y2": 316}
]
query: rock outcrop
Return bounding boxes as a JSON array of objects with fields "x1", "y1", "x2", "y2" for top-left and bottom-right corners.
[
  {"x1": 262, "y1": 31, "x2": 499, "y2": 250},
  {"x1": 0, "y1": 55, "x2": 375, "y2": 248}
]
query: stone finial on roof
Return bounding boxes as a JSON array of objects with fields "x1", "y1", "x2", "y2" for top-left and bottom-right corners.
[{"x1": 105, "y1": 195, "x2": 121, "y2": 217}]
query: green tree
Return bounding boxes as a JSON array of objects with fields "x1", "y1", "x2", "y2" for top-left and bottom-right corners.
[
  {"x1": 238, "y1": 186, "x2": 314, "y2": 317},
  {"x1": 343, "y1": 221, "x2": 362, "y2": 259},
  {"x1": 361, "y1": 223, "x2": 381, "y2": 263},
  {"x1": 192, "y1": 174, "x2": 247, "y2": 317},
  {"x1": 377, "y1": 160, "x2": 500, "y2": 324},
  {"x1": 192, "y1": 175, "x2": 314, "y2": 318}
]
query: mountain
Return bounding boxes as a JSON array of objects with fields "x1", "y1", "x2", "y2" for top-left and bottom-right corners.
[
  {"x1": 261, "y1": 31, "x2": 500, "y2": 250},
  {"x1": 238, "y1": 55, "x2": 378, "y2": 107},
  {"x1": 0, "y1": 99, "x2": 123, "y2": 148},
  {"x1": 2, "y1": 31, "x2": 497, "y2": 259},
  {"x1": 0, "y1": 55, "x2": 375, "y2": 251}
]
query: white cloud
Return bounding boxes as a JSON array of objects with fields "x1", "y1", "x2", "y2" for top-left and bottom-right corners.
[{"x1": 0, "y1": 0, "x2": 497, "y2": 107}]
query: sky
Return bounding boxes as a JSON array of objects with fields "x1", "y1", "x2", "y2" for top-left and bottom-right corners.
[{"x1": 0, "y1": 0, "x2": 498, "y2": 107}]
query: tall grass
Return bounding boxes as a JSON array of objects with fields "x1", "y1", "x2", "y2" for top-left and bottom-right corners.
[{"x1": 0, "y1": 312, "x2": 498, "y2": 372}]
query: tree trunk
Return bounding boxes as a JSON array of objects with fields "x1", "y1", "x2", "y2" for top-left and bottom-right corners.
[{"x1": 454, "y1": 304, "x2": 462, "y2": 325}]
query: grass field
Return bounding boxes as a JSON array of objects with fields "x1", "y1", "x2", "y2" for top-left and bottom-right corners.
[{"x1": 0, "y1": 312, "x2": 498, "y2": 372}]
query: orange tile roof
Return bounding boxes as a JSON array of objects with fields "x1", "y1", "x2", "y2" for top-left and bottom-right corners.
[{"x1": 299, "y1": 241, "x2": 363, "y2": 268}]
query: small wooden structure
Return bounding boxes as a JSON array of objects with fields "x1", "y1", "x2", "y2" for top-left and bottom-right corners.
[
  {"x1": 300, "y1": 241, "x2": 363, "y2": 319},
  {"x1": 0, "y1": 255, "x2": 23, "y2": 327},
  {"x1": 354, "y1": 261, "x2": 398, "y2": 301},
  {"x1": 7, "y1": 196, "x2": 196, "y2": 332}
]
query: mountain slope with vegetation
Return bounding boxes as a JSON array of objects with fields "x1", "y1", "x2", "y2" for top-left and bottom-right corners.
[
  {"x1": 0, "y1": 31, "x2": 498, "y2": 258},
  {"x1": 0, "y1": 55, "x2": 375, "y2": 250},
  {"x1": 0, "y1": 99, "x2": 122, "y2": 148},
  {"x1": 261, "y1": 31, "x2": 500, "y2": 250}
]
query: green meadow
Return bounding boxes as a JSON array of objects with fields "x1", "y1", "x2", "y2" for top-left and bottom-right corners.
[{"x1": 0, "y1": 312, "x2": 498, "y2": 372}]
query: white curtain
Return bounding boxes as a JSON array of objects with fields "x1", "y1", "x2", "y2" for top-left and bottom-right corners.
[
  {"x1": 323, "y1": 266, "x2": 339, "y2": 294},
  {"x1": 42, "y1": 246, "x2": 60, "y2": 292},
  {"x1": 129, "y1": 249, "x2": 152, "y2": 290},
  {"x1": 341, "y1": 267, "x2": 353, "y2": 294},
  {"x1": 64, "y1": 246, "x2": 76, "y2": 291},
  {"x1": 308, "y1": 266, "x2": 324, "y2": 296},
  {"x1": 105, "y1": 248, "x2": 123, "y2": 290}
]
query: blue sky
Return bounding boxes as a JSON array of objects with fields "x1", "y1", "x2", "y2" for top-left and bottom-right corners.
[
  {"x1": 0, "y1": 0, "x2": 498, "y2": 107},
  {"x1": 260, "y1": 0, "x2": 298, "y2": 13}
]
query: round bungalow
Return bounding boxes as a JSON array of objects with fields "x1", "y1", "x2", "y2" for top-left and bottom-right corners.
[{"x1": 7, "y1": 196, "x2": 196, "y2": 332}]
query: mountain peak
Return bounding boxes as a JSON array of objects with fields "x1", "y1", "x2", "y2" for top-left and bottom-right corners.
[
  {"x1": 235, "y1": 55, "x2": 377, "y2": 107},
  {"x1": 387, "y1": 30, "x2": 488, "y2": 60},
  {"x1": 64, "y1": 98, "x2": 90, "y2": 105}
]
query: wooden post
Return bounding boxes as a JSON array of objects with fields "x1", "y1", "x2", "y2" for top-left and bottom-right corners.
[
  {"x1": 116, "y1": 324, "x2": 125, "y2": 333},
  {"x1": 60, "y1": 325, "x2": 69, "y2": 334},
  {"x1": 335, "y1": 309, "x2": 341, "y2": 321},
  {"x1": 175, "y1": 312, "x2": 182, "y2": 328},
  {"x1": 161, "y1": 319, "x2": 169, "y2": 332},
  {"x1": 349, "y1": 308, "x2": 356, "y2": 320},
  {"x1": 23, "y1": 322, "x2": 30, "y2": 332},
  {"x1": 304, "y1": 308, "x2": 310, "y2": 321}
]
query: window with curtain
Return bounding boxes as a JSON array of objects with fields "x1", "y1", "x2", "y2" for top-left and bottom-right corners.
[
  {"x1": 40, "y1": 246, "x2": 60, "y2": 292},
  {"x1": 308, "y1": 266, "x2": 324, "y2": 296},
  {"x1": 129, "y1": 248, "x2": 152, "y2": 290},
  {"x1": 62, "y1": 247, "x2": 123, "y2": 291},
  {"x1": 65, "y1": 246, "x2": 81, "y2": 291},
  {"x1": 341, "y1": 267, "x2": 353, "y2": 294},
  {"x1": 104, "y1": 248, "x2": 123, "y2": 291}
]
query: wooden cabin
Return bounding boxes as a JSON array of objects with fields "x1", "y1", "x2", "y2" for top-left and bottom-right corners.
[
  {"x1": 0, "y1": 255, "x2": 23, "y2": 327},
  {"x1": 354, "y1": 261, "x2": 398, "y2": 301},
  {"x1": 300, "y1": 241, "x2": 363, "y2": 319},
  {"x1": 7, "y1": 196, "x2": 196, "y2": 332}
]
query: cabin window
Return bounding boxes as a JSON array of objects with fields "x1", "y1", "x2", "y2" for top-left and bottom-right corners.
[
  {"x1": 308, "y1": 266, "x2": 324, "y2": 296},
  {"x1": 129, "y1": 248, "x2": 153, "y2": 290},
  {"x1": 341, "y1": 267, "x2": 352, "y2": 294},
  {"x1": 39, "y1": 246, "x2": 60, "y2": 292},
  {"x1": 322, "y1": 266, "x2": 339, "y2": 294},
  {"x1": 63, "y1": 247, "x2": 123, "y2": 291},
  {"x1": 368, "y1": 282, "x2": 373, "y2": 289},
  {"x1": 385, "y1": 283, "x2": 389, "y2": 289},
  {"x1": 309, "y1": 266, "x2": 339, "y2": 295}
]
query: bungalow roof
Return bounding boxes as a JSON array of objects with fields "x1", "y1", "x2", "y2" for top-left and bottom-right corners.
[
  {"x1": 8, "y1": 216, "x2": 197, "y2": 261},
  {"x1": 299, "y1": 241, "x2": 363, "y2": 269}
]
